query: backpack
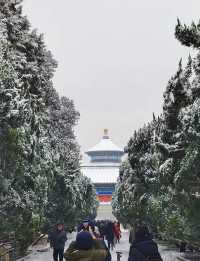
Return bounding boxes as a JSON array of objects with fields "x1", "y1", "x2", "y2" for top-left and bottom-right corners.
[{"x1": 132, "y1": 248, "x2": 163, "y2": 261}]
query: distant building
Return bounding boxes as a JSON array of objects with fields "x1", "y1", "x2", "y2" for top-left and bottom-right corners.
[{"x1": 81, "y1": 129, "x2": 124, "y2": 203}]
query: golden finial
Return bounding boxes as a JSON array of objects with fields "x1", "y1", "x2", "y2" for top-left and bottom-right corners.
[
  {"x1": 104, "y1": 129, "x2": 108, "y2": 135},
  {"x1": 103, "y1": 129, "x2": 109, "y2": 139}
]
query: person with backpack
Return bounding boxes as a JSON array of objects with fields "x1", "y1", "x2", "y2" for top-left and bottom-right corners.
[
  {"x1": 128, "y1": 225, "x2": 163, "y2": 261},
  {"x1": 64, "y1": 231, "x2": 107, "y2": 261}
]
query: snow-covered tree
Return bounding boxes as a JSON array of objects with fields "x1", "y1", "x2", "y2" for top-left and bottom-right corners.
[
  {"x1": 43, "y1": 93, "x2": 98, "y2": 229},
  {"x1": 0, "y1": 0, "x2": 97, "y2": 254},
  {"x1": 112, "y1": 119, "x2": 161, "y2": 225},
  {"x1": 175, "y1": 19, "x2": 200, "y2": 49},
  {"x1": 113, "y1": 19, "x2": 200, "y2": 244}
]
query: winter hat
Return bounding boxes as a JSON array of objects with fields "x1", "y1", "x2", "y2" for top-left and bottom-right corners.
[
  {"x1": 83, "y1": 219, "x2": 89, "y2": 223},
  {"x1": 76, "y1": 231, "x2": 93, "y2": 250},
  {"x1": 57, "y1": 220, "x2": 64, "y2": 224},
  {"x1": 135, "y1": 225, "x2": 151, "y2": 241}
]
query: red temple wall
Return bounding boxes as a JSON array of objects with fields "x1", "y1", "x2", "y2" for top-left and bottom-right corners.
[{"x1": 98, "y1": 195, "x2": 112, "y2": 202}]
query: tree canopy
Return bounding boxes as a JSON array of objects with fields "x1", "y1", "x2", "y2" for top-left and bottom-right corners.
[
  {"x1": 0, "y1": 0, "x2": 98, "y2": 255},
  {"x1": 112, "y1": 19, "x2": 200, "y2": 244}
]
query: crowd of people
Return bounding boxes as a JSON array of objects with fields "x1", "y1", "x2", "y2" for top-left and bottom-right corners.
[
  {"x1": 48, "y1": 220, "x2": 163, "y2": 261},
  {"x1": 95, "y1": 220, "x2": 121, "y2": 250}
]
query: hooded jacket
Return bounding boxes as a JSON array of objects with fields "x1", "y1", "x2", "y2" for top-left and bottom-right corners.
[
  {"x1": 105, "y1": 222, "x2": 114, "y2": 241},
  {"x1": 128, "y1": 238, "x2": 163, "y2": 261},
  {"x1": 64, "y1": 239, "x2": 107, "y2": 261}
]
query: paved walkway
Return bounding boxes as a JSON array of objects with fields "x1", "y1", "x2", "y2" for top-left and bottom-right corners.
[
  {"x1": 112, "y1": 230, "x2": 180, "y2": 261},
  {"x1": 18, "y1": 231, "x2": 184, "y2": 261},
  {"x1": 112, "y1": 230, "x2": 129, "y2": 261}
]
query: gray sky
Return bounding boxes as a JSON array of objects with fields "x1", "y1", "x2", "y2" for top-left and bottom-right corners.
[{"x1": 23, "y1": 0, "x2": 199, "y2": 154}]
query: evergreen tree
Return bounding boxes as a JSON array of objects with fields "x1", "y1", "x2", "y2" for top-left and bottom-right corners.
[
  {"x1": 0, "y1": 0, "x2": 98, "y2": 254},
  {"x1": 157, "y1": 58, "x2": 192, "y2": 188},
  {"x1": 44, "y1": 93, "x2": 98, "y2": 228},
  {"x1": 175, "y1": 19, "x2": 200, "y2": 48},
  {"x1": 112, "y1": 119, "x2": 161, "y2": 225},
  {"x1": 113, "y1": 19, "x2": 200, "y2": 244},
  {"x1": 175, "y1": 19, "x2": 200, "y2": 100}
]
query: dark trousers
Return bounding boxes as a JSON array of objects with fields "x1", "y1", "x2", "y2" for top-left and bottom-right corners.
[
  {"x1": 107, "y1": 240, "x2": 114, "y2": 251},
  {"x1": 53, "y1": 248, "x2": 64, "y2": 261}
]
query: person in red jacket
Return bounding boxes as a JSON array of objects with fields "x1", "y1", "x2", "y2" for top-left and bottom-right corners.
[{"x1": 114, "y1": 221, "x2": 121, "y2": 243}]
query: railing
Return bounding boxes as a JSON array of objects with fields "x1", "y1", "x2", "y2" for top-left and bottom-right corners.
[{"x1": 0, "y1": 247, "x2": 16, "y2": 261}]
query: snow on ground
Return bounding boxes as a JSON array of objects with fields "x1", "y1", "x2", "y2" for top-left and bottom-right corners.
[
  {"x1": 17, "y1": 233, "x2": 76, "y2": 261},
  {"x1": 112, "y1": 230, "x2": 129, "y2": 261},
  {"x1": 18, "y1": 231, "x2": 182, "y2": 261},
  {"x1": 159, "y1": 244, "x2": 180, "y2": 261}
]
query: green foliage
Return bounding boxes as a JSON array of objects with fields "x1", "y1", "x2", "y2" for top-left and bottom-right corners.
[
  {"x1": 175, "y1": 19, "x2": 200, "y2": 48},
  {"x1": 113, "y1": 19, "x2": 200, "y2": 245},
  {"x1": 112, "y1": 121, "x2": 161, "y2": 225},
  {"x1": 0, "y1": 0, "x2": 98, "y2": 255}
]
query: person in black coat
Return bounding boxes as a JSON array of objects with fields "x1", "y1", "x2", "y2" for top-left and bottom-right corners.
[
  {"x1": 128, "y1": 225, "x2": 163, "y2": 261},
  {"x1": 98, "y1": 221, "x2": 106, "y2": 239},
  {"x1": 98, "y1": 237, "x2": 112, "y2": 261},
  {"x1": 105, "y1": 221, "x2": 115, "y2": 251},
  {"x1": 49, "y1": 222, "x2": 67, "y2": 261}
]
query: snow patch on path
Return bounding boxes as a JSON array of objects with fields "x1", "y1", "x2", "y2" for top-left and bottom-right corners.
[{"x1": 17, "y1": 233, "x2": 76, "y2": 261}]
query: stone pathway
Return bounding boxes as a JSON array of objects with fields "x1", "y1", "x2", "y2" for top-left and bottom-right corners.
[
  {"x1": 18, "y1": 231, "x2": 192, "y2": 261},
  {"x1": 17, "y1": 233, "x2": 76, "y2": 261},
  {"x1": 112, "y1": 230, "x2": 182, "y2": 261}
]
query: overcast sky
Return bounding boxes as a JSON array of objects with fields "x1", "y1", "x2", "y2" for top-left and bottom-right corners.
[{"x1": 23, "y1": 0, "x2": 199, "y2": 155}]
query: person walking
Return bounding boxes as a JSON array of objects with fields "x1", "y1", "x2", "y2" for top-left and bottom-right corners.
[
  {"x1": 78, "y1": 219, "x2": 90, "y2": 232},
  {"x1": 97, "y1": 220, "x2": 106, "y2": 240},
  {"x1": 105, "y1": 221, "x2": 115, "y2": 251},
  {"x1": 100, "y1": 238, "x2": 112, "y2": 261},
  {"x1": 49, "y1": 222, "x2": 67, "y2": 261},
  {"x1": 128, "y1": 225, "x2": 163, "y2": 261},
  {"x1": 64, "y1": 231, "x2": 107, "y2": 261},
  {"x1": 114, "y1": 221, "x2": 121, "y2": 244},
  {"x1": 129, "y1": 226, "x2": 136, "y2": 245}
]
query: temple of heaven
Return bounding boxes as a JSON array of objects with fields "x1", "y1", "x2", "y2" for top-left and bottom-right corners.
[{"x1": 81, "y1": 129, "x2": 124, "y2": 203}]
